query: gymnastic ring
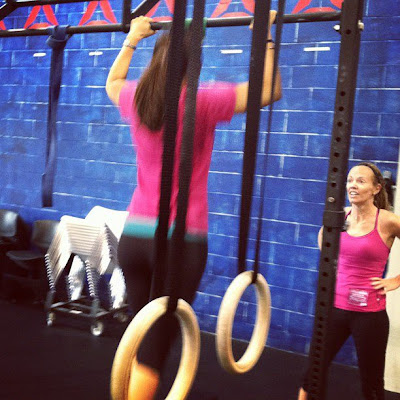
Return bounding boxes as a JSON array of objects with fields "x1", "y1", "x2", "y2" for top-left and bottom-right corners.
[
  {"x1": 216, "y1": 271, "x2": 271, "y2": 374},
  {"x1": 110, "y1": 296, "x2": 200, "y2": 400}
]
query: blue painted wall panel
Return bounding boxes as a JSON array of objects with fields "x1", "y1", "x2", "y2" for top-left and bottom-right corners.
[
  {"x1": 292, "y1": 66, "x2": 338, "y2": 89},
  {"x1": 385, "y1": 65, "x2": 400, "y2": 88},
  {"x1": 353, "y1": 112, "x2": 380, "y2": 136},
  {"x1": 381, "y1": 114, "x2": 400, "y2": 137},
  {"x1": 287, "y1": 111, "x2": 334, "y2": 134},
  {"x1": 265, "y1": 177, "x2": 303, "y2": 201}
]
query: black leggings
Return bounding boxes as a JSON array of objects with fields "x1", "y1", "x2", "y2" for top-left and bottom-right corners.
[
  {"x1": 303, "y1": 307, "x2": 389, "y2": 400},
  {"x1": 118, "y1": 234, "x2": 208, "y2": 373}
]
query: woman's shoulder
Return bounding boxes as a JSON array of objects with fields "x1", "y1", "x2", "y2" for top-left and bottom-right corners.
[
  {"x1": 378, "y1": 208, "x2": 400, "y2": 234},
  {"x1": 198, "y1": 81, "x2": 237, "y2": 96},
  {"x1": 195, "y1": 82, "x2": 237, "y2": 121},
  {"x1": 199, "y1": 81, "x2": 236, "y2": 89},
  {"x1": 379, "y1": 208, "x2": 395, "y2": 220}
]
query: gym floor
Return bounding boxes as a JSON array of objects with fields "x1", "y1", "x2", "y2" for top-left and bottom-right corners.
[{"x1": 1, "y1": 300, "x2": 399, "y2": 400}]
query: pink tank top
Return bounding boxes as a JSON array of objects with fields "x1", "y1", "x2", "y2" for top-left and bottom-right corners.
[{"x1": 334, "y1": 209, "x2": 390, "y2": 312}]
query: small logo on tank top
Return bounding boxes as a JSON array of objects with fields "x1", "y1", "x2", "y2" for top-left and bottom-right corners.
[{"x1": 348, "y1": 289, "x2": 369, "y2": 307}]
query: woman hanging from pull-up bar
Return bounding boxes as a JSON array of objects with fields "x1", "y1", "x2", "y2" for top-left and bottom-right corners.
[{"x1": 106, "y1": 12, "x2": 281, "y2": 400}]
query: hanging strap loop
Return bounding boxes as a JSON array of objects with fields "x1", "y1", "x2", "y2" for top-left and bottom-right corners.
[
  {"x1": 166, "y1": 0, "x2": 207, "y2": 314},
  {"x1": 237, "y1": 0, "x2": 272, "y2": 276},
  {"x1": 42, "y1": 25, "x2": 70, "y2": 208},
  {"x1": 252, "y1": 1, "x2": 286, "y2": 284},
  {"x1": 46, "y1": 25, "x2": 70, "y2": 49},
  {"x1": 150, "y1": 0, "x2": 188, "y2": 304}
]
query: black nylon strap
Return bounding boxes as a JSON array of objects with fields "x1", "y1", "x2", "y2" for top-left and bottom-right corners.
[
  {"x1": 42, "y1": 25, "x2": 70, "y2": 208},
  {"x1": 166, "y1": 0, "x2": 207, "y2": 313},
  {"x1": 252, "y1": 0, "x2": 286, "y2": 284},
  {"x1": 150, "y1": 0, "x2": 187, "y2": 302},
  {"x1": 237, "y1": 0, "x2": 272, "y2": 275}
]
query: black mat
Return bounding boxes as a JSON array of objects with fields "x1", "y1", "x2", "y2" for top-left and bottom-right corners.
[{"x1": 0, "y1": 301, "x2": 399, "y2": 400}]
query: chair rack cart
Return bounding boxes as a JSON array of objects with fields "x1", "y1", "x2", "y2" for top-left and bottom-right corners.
[{"x1": 45, "y1": 207, "x2": 129, "y2": 336}]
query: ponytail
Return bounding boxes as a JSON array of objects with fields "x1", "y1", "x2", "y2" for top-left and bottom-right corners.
[{"x1": 134, "y1": 31, "x2": 190, "y2": 131}]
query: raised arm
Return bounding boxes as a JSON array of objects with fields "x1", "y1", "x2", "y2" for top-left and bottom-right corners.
[
  {"x1": 106, "y1": 16, "x2": 155, "y2": 106},
  {"x1": 234, "y1": 10, "x2": 282, "y2": 114}
]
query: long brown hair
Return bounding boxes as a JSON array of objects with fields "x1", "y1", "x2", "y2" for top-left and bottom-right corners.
[
  {"x1": 357, "y1": 162, "x2": 390, "y2": 210},
  {"x1": 135, "y1": 31, "x2": 189, "y2": 131}
]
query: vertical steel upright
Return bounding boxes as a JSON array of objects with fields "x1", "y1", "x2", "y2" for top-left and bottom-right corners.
[
  {"x1": 0, "y1": 1, "x2": 16, "y2": 20},
  {"x1": 307, "y1": 0, "x2": 365, "y2": 399},
  {"x1": 121, "y1": 0, "x2": 132, "y2": 32}
]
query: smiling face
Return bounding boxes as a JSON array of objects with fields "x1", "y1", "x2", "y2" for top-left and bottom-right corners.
[{"x1": 346, "y1": 165, "x2": 382, "y2": 206}]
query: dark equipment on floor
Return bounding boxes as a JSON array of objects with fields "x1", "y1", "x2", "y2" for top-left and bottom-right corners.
[{"x1": 3, "y1": 219, "x2": 59, "y2": 302}]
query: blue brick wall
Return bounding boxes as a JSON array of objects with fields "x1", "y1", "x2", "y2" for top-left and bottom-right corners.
[{"x1": 1, "y1": 0, "x2": 399, "y2": 367}]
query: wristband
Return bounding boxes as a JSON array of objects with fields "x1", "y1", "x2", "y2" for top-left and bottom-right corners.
[{"x1": 123, "y1": 39, "x2": 137, "y2": 50}]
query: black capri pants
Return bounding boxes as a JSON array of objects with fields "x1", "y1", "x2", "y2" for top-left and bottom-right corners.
[
  {"x1": 303, "y1": 307, "x2": 389, "y2": 400},
  {"x1": 118, "y1": 234, "x2": 208, "y2": 373}
]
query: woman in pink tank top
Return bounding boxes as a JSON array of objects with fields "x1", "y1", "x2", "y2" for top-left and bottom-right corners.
[{"x1": 299, "y1": 162, "x2": 400, "y2": 400}]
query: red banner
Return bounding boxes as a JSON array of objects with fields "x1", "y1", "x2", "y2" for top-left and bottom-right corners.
[
  {"x1": 292, "y1": 0, "x2": 343, "y2": 14},
  {"x1": 165, "y1": 0, "x2": 174, "y2": 13},
  {"x1": 0, "y1": 21, "x2": 6, "y2": 30},
  {"x1": 145, "y1": 3, "x2": 161, "y2": 18},
  {"x1": 15, "y1": 0, "x2": 345, "y2": 32},
  {"x1": 78, "y1": 0, "x2": 117, "y2": 26},
  {"x1": 211, "y1": 0, "x2": 253, "y2": 18},
  {"x1": 330, "y1": 0, "x2": 344, "y2": 8},
  {"x1": 145, "y1": 0, "x2": 174, "y2": 21},
  {"x1": 23, "y1": 5, "x2": 58, "y2": 29}
]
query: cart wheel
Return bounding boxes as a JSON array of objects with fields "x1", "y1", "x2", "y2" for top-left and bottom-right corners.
[
  {"x1": 114, "y1": 312, "x2": 129, "y2": 323},
  {"x1": 91, "y1": 321, "x2": 104, "y2": 336},
  {"x1": 47, "y1": 312, "x2": 55, "y2": 327}
]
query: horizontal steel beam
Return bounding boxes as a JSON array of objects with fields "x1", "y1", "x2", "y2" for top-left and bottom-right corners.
[
  {"x1": 0, "y1": 2, "x2": 17, "y2": 21},
  {"x1": 11, "y1": 0, "x2": 88, "y2": 6},
  {"x1": 0, "y1": 23, "x2": 125, "y2": 36},
  {"x1": 0, "y1": 11, "x2": 341, "y2": 38},
  {"x1": 152, "y1": 11, "x2": 341, "y2": 29}
]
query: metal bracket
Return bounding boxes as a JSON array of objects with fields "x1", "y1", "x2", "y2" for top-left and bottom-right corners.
[{"x1": 322, "y1": 210, "x2": 345, "y2": 228}]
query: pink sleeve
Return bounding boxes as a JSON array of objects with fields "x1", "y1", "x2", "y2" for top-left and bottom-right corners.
[
  {"x1": 118, "y1": 81, "x2": 137, "y2": 122},
  {"x1": 198, "y1": 82, "x2": 236, "y2": 124}
]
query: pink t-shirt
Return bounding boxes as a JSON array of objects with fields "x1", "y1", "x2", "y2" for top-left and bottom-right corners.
[
  {"x1": 334, "y1": 210, "x2": 390, "y2": 312},
  {"x1": 118, "y1": 81, "x2": 236, "y2": 235}
]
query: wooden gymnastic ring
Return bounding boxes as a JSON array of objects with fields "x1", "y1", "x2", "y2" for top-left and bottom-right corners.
[
  {"x1": 216, "y1": 271, "x2": 271, "y2": 374},
  {"x1": 110, "y1": 296, "x2": 200, "y2": 400}
]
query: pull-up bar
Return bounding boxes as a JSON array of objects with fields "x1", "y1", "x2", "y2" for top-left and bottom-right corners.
[
  {"x1": 152, "y1": 11, "x2": 341, "y2": 29},
  {"x1": 0, "y1": 11, "x2": 341, "y2": 38}
]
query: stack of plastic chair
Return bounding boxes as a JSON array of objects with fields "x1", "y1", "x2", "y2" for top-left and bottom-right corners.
[
  {"x1": 4, "y1": 219, "x2": 59, "y2": 303},
  {"x1": 45, "y1": 215, "x2": 101, "y2": 298},
  {"x1": 45, "y1": 206, "x2": 128, "y2": 336},
  {"x1": 85, "y1": 206, "x2": 128, "y2": 309}
]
